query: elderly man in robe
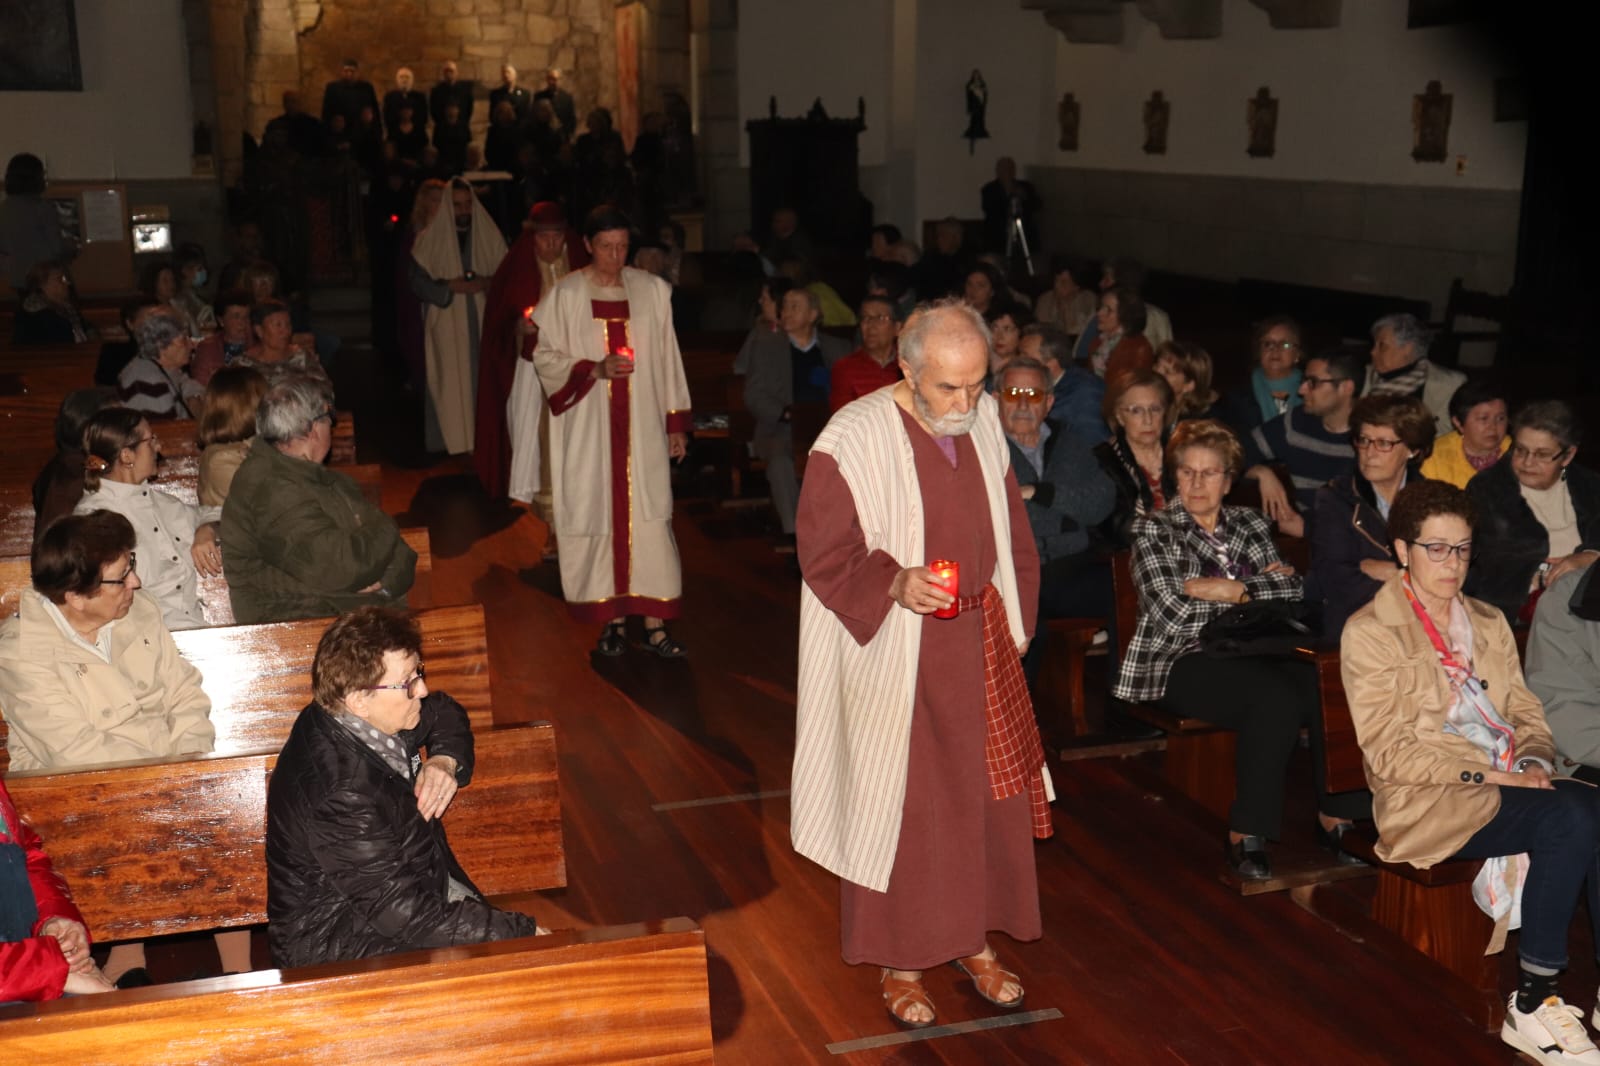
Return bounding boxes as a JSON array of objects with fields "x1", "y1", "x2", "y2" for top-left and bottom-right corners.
[
  {"x1": 533, "y1": 206, "x2": 692, "y2": 658},
  {"x1": 410, "y1": 181, "x2": 508, "y2": 454},
  {"x1": 792, "y1": 298, "x2": 1050, "y2": 1030},
  {"x1": 475, "y1": 201, "x2": 590, "y2": 506}
]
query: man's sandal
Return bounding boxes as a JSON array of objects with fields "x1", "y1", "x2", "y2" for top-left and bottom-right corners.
[
  {"x1": 881, "y1": 969, "x2": 936, "y2": 1029},
  {"x1": 951, "y1": 953, "x2": 1025, "y2": 1010},
  {"x1": 643, "y1": 625, "x2": 687, "y2": 659},
  {"x1": 596, "y1": 621, "x2": 627, "y2": 657}
]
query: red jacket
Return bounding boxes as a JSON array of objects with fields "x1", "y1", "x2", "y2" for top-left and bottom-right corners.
[{"x1": 0, "y1": 778, "x2": 87, "y2": 1002}]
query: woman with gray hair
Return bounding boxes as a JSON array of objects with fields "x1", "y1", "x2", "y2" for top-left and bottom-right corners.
[
  {"x1": 1363, "y1": 311, "x2": 1465, "y2": 436},
  {"x1": 118, "y1": 312, "x2": 205, "y2": 419},
  {"x1": 1466, "y1": 399, "x2": 1600, "y2": 622},
  {"x1": 219, "y1": 372, "x2": 416, "y2": 624}
]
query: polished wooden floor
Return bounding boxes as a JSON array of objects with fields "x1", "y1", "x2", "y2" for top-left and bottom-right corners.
[{"x1": 332, "y1": 450, "x2": 1529, "y2": 1066}]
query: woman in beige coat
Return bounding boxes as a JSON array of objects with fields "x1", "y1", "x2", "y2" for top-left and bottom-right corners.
[
  {"x1": 1342, "y1": 480, "x2": 1600, "y2": 1064},
  {"x1": 0, "y1": 510, "x2": 248, "y2": 986}
]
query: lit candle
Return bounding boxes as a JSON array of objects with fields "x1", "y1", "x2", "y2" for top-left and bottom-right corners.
[
  {"x1": 615, "y1": 345, "x2": 635, "y2": 365},
  {"x1": 523, "y1": 305, "x2": 536, "y2": 320},
  {"x1": 929, "y1": 559, "x2": 960, "y2": 619}
]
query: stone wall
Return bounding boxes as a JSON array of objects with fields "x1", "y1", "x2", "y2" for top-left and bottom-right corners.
[{"x1": 205, "y1": 0, "x2": 623, "y2": 183}]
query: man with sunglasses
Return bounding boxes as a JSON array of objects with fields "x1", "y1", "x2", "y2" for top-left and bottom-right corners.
[
  {"x1": 266, "y1": 607, "x2": 544, "y2": 968},
  {"x1": 998, "y1": 358, "x2": 1116, "y2": 697}
]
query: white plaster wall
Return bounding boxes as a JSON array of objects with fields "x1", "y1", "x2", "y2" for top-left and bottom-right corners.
[
  {"x1": 1051, "y1": 0, "x2": 1524, "y2": 190},
  {"x1": 910, "y1": 0, "x2": 1055, "y2": 226},
  {"x1": 735, "y1": 0, "x2": 893, "y2": 167},
  {"x1": 0, "y1": 0, "x2": 194, "y2": 180}
]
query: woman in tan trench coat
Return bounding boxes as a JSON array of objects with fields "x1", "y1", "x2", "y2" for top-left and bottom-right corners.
[{"x1": 1342, "y1": 479, "x2": 1600, "y2": 1065}]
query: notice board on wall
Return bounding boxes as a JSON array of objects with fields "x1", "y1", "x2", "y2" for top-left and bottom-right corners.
[{"x1": 46, "y1": 182, "x2": 134, "y2": 297}]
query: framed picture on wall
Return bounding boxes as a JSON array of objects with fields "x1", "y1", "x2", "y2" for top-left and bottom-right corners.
[{"x1": 0, "y1": 0, "x2": 83, "y2": 92}]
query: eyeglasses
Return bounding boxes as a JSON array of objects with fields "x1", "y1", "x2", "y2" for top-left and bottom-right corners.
[
  {"x1": 1001, "y1": 386, "x2": 1045, "y2": 402},
  {"x1": 1259, "y1": 339, "x2": 1299, "y2": 351},
  {"x1": 101, "y1": 553, "x2": 138, "y2": 585},
  {"x1": 1118, "y1": 404, "x2": 1165, "y2": 420},
  {"x1": 1175, "y1": 467, "x2": 1226, "y2": 484},
  {"x1": 1409, "y1": 540, "x2": 1472, "y2": 563},
  {"x1": 364, "y1": 663, "x2": 426, "y2": 698},
  {"x1": 1353, "y1": 435, "x2": 1405, "y2": 453},
  {"x1": 129, "y1": 435, "x2": 157, "y2": 450},
  {"x1": 1512, "y1": 445, "x2": 1570, "y2": 465},
  {"x1": 1301, "y1": 375, "x2": 1345, "y2": 389}
]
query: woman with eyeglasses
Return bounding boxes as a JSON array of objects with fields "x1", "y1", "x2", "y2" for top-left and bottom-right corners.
[
  {"x1": 220, "y1": 372, "x2": 416, "y2": 624},
  {"x1": 0, "y1": 509, "x2": 231, "y2": 987},
  {"x1": 1342, "y1": 480, "x2": 1600, "y2": 1062},
  {"x1": 75, "y1": 407, "x2": 223, "y2": 632},
  {"x1": 1311, "y1": 395, "x2": 1437, "y2": 637},
  {"x1": 118, "y1": 313, "x2": 206, "y2": 420},
  {"x1": 1115, "y1": 419, "x2": 1370, "y2": 880},
  {"x1": 11, "y1": 260, "x2": 94, "y2": 346},
  {"x1": 1093, "y1": 369, "x2": 1176, "y2": 551},
  {"x1": 1465, "y1": 400, "x2": 1600, "y2": 623},
  {"x1": 1223, "y1": 315, "x2": 1303, "y2": 435}
]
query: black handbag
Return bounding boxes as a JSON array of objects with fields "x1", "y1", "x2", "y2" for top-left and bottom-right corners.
[{"x1": 1198, "y1": 599, "x2": 1320, "y2": 658}]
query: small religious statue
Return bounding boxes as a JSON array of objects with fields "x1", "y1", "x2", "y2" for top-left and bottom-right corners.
[
  {"x1": 1058, "y1": 92, "x2": 1081, "y2": 152},
  {"x1": 1412, "y1": 80, "x2": 1452, "y2": 162},
  {"x1": 1142, "y1": 90, "x2": 1170, "y2": 155},
  {"x1": 1246, "y1": 86, "x2": 1278, "y2": 158},
  {"x1": 964, "y1": 69, "x2": 990, "y2": 155}
]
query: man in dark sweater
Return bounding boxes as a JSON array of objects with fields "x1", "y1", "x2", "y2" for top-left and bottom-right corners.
[
  {"x1": 533, "y1": 67, "x2": 577, "y2": 139},
  {"x1": 383, "y1": 67, "x2": 429, "y2": 137},
  {"x1": 430, "y1": 60, "x2": 475, "y2": 130},
  {"x1": 321, "y1": 58, "x2": 382, "y2": 137},
  {"x1": 488, "y1": 64, "x2": 532, "y2": 123},
  {"x1": 1242, "y1": 346, "x2": 1361, "y2": 537}
]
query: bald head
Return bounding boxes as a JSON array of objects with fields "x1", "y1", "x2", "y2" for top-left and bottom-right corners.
[
  {"x1": 899, "y1": 300, "x2": 990, "y2": 378},
  {"x1": 898, "y1": 300, "x2": 991, "y2": 438}
]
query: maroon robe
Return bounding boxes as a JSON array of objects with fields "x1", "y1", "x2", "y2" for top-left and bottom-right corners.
[
  {"x1": 472, "y1": 228, "x2": 589, "y2": 498},
  {"x1": 797, "y1": 405, "x2": 1042, "y2": 969}
]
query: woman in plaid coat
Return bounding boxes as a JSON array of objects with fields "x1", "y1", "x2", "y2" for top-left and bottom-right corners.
[{"x1": 1113, "y1": 420, "x2": 1370, "y2": 880}]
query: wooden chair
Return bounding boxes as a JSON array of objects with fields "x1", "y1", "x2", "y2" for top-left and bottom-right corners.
[
  {"x1": 1430, "y1": 277, "x2": 1510, "y2": 368},
  {"x1": 1295, "y1": 643, "x2": 1498, "y2": 1030},
  {"x1": 1111, "y1": 550, "x2": 1237, "y2": 822},
  {"x1": 1035, "y1": 616, "x2": 1106, "y2": 740},
  {"x1": 0, "y1": 594, "x2": 465, "y2": 773}
]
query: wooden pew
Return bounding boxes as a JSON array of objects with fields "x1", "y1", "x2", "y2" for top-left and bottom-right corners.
[
  {"x1": 1295, "y1": 642, "x2": 1497, "y2": 1030},
  {"x1": 0, "y1": 590, "x2": 462, "y2": 774},
  {"x1": 0, "y1": 921, "x2": 713, "y2": 1066},
  {"x1": 152, "y1": 411, "x2": 358, "y2": 465},
  {"x1": 0, "y1": 519, "x2": 424, "y2": 625},
  {"x1": 1112, "y1": 551, "x2": 1238, "y2": 822},
  {"x1": 0, "y1": 726, "x2": 714, "y2": 1063},
  {"x1": 0, "y1": 458, "x2": 383, "y2": 559},
  {"x1": 1035, "y1": 616, "x2": 1106, "y2": 741}
]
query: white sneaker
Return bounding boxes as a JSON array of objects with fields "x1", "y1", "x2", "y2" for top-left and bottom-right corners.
[{"x1": 1503, "y1": 994, "x2": 1600, "y2": 1064}]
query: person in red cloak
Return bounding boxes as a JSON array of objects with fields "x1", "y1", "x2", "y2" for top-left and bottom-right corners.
[{"x1": 474, "y1": 201, "x2": 590, "y2": 500}]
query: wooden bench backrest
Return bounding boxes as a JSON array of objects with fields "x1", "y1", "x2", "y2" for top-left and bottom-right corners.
[
  {"x1": 153, "y1": 412, "x2": 357, "y2": 465},
  {"x1": 0, "y1": 595, "x2": 469, "y2": 772},
  {"x1": 2, "y1": 721, "x2": 563, "y2": 942},
  {"x1": 1111, "y1": 550, "x2": 1138, "y2": 663},
  {"x1": 0, "y1": 920, "x2": 711, "y2": 1066},
  {"x1": 0, "y1": 461, "x2": 384, "y2": 559},
  {"x1": 1298, "y1": 646, "x2": 1367, "y2": 794},
  {"x1": 0, "y1": 519, "x2": 422, "y2": 624}
]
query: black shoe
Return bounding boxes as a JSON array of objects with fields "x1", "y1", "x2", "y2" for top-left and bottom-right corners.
[
  {"x1": 1316, "y1": 821, "x2": 1368, "y2": 866},
  {"x1": 595, "y1": 621, "x2": 627, "y2": 657},
  {"x1": 1226, "y1": 835, "x2": 1272, "y2": 880},
  {"x1": 115, "y1": 967, "x2": 155, "y2": 989}
]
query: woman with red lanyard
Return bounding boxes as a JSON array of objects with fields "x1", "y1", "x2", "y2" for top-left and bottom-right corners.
[{"x1": 1344, "y1": 479, "x2": 1600, "y2": 1065}]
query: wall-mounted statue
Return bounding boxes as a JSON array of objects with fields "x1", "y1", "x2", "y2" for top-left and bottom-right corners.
[
  {"x1": 1412, "y1": 80, "x2": 1452, "y2": 162},
  {"x1": 964, "y1": 69, "x2": 990, "y2": 155},
  {"x1": 1058, "y1": 92, "x2": 1080, "y2": 152},
  {"x1": 1247, "y1": 86, "x2": 1278, "y2": 158},
  {"x1": 1142, "y1": 90, "x2": 1169, "y2": 155}
]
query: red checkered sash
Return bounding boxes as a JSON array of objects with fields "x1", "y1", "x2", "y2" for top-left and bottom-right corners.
[{"x1": 973, "y1": 583, "x2": 1053, "y2": 839}]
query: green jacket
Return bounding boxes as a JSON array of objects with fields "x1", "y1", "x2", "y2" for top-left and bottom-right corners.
[{"x1": 220, "y1": 439, "x2": 415, "y2": 624}]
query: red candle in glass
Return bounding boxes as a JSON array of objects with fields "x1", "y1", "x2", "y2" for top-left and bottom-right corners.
[
  {"x1": 615, "y1": 345, "x2": 635, "y2": 364},
  {"x1": 929, "y1": 559, "x2": 960, "y2": 619},
  {"x1": 523, "y1": 305, "x2": 535, "y2": 320}
]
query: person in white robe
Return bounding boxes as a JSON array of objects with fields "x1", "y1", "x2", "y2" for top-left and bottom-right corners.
[
  {"x1": 532, "y1": 207, "x2": 692, "y2": 658},
  {"x1": 409, "y1": 180, "x2": 507, "y2": 454}
]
